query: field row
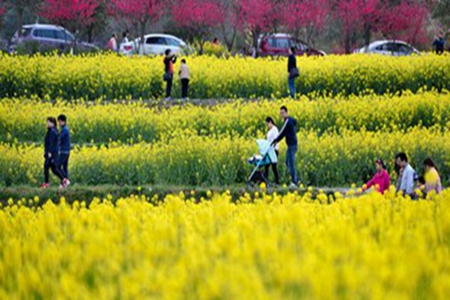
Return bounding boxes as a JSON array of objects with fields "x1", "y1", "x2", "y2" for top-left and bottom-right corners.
[
  {"x1": 1, "y1": 92, "x2": 449, "y2": 144},
  {"x1": 1, "y1": 128, "x2": 449, "y2": 187},
  {"x1": 1, "y1": 192, "x2": 449, "y2": 299},
  {"x1": 1, "y1": 54, "x2": 449, "y2": 99}
]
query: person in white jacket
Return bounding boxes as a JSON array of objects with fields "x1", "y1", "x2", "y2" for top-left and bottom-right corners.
[{"x1": 265, "y1": 117, "x2": 280, "y2": 184}]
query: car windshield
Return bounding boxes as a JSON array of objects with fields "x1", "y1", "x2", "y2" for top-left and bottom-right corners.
[
  {"x1": 166, "y1": 38, "x2": 180, "y2": 46},
  {"x1": 22, "y1": 28, "x2": 33, "y2": 37},
  {"x1": 55, "y1": 30, "x2": 74, "y2": 42}
]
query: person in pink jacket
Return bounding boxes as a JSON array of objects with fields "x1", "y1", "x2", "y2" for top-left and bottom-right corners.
[{"x1": 363, "y1": 159, "x2": 391, "y2": 194}]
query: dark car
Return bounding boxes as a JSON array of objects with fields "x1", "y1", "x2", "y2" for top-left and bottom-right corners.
[
  {"x1": 11, "y1": 24, "x2": 98, "y2": 53},
  {"x1": 258, "y1": 34, "x2": 326, "y2": 57}
]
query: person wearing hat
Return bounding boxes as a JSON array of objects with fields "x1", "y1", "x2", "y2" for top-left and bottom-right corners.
[{"x1": 362, "y1": 159, "x2": 391, "y2": 194}]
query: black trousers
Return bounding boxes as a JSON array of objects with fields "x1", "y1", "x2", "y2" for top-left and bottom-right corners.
[
  {"x1": 166, "y1": 76, "x2": 173, "y2": 97},
  {"x1": 58, "y1": 153, "x2": 70, "y2": 179},
  {"x1": 181, "y1": 78, "x2": 189, "y2": 98},
  {"x1": 44, "y1": 158, "x2": 64, "y2": 184},
  {"x1": 264, "y1": 150, "x2": 280, "y2": 184}
]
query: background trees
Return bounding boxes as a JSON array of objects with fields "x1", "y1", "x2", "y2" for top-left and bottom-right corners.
[{"x1": 0, "y1": 0, "x2": 443, "y2": 53}]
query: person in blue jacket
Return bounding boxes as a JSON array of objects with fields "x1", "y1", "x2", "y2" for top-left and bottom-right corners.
[
  {"x1": 58, "y1": 114, "x2": 71, "y2": 188},
  {"x1": 272, "y1": 106, "x2": 299, "y2": 188},
  {"x1": 40, "y1": 117, "x2": 64, "y2": 188}
]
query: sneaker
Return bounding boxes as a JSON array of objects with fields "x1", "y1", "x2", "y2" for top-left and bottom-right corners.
[
  {"x1": 289, "y1": 182, "x2": 299, "y2": 189},
  {"x1": 63, "y1": 178, "x2": 71, "y2": 188},
  {"x1": 40, "y1": 183, "x2": 50, "y2": 188}
]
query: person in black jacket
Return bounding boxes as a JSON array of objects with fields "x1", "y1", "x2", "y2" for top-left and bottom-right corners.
[
  {"x1": 163, "y1": 49, "x2": 177, "y2": 100},
  {"x1": 287, "y1": 47, "x2": 298, "y2": 98},
  {"x1": 58, "y1": 114, "x2": 71, "y2": 188},
  {"x1": 40, "y1": 117, "x2": 64, "y2": 188},
  {"x1": 272, "y1": 106, "x2": 299, "y2": 187}
]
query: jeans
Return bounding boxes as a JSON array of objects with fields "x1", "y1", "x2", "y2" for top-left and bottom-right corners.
[
  {"x1": 44, "y1": 158, "x2": 64, "y2": 184},
  {"x1": 288, "y1": 77, "x2": 296, "y2": 98},
  {"x1": 166, "y1": 75, "x2": 173, "y2": 98},
  {"x1": 286, "y1": 145, "x2": 298, "y2": 184},
  {"x1": 58, "y1": 153, "x2": 70, "y2": 179},
  {"x1": 181, "y1": 78, "x2": 189, "y2": 99},
  {"x1": 264, "y1": 150, "x2": 279, "y2": 184}
]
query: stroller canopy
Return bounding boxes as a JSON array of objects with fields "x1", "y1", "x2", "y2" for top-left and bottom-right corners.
[{"x1": 256, "y1": 139, "x2": 278, "y2": 164}]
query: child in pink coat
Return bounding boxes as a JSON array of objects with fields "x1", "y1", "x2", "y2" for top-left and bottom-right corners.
[{"x1": 363, "y1": 159, "x2": 391, "y2": 194}]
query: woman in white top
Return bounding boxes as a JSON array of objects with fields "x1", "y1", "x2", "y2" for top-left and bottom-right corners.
[{"x1": 265, "y1": 117, "x2": 280, "y2": 184}]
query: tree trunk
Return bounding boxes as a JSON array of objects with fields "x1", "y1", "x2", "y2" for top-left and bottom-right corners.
[
  {"x1": 363, "y1": 25, "x2": 371, "y2": 52},
  {"x1": 17, "y1": 7, "x2": 23, "y2": 37},
  {"x1": 139, "y1": 20, "x2": 147, "y2": 56}
]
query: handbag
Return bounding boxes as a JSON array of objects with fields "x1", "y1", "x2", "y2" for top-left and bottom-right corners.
[
  {"x1": 290, "y1": 67, "x2": 300, "y2": 78},
  {"x1": 163, "y1": 72, "x2": 172, "y2": 81}
]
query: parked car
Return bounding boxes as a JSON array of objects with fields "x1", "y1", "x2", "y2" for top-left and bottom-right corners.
[
  {"x1": 355, "y1": 40, "x2": 420, "y2": 56},
  {"x1": 11, "y1": 24, "x2": 98, "y2": 53},
  {"x1": 258, "y1": 34, "x2": 326, "y2": 57},
  {"x1": 119, "y1": 34, "x2": 190, "y2": 56}
]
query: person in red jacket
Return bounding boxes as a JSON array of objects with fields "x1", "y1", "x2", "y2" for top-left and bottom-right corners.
[{"x1": 362, "y1": 159, "x2": 391, "y2": 194}]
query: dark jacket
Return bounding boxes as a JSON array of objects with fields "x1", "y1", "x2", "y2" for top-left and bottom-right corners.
[
  {"x1": 288, "y1": 54, "x2": 297, "y2": 73},
  {"x1": 273, "y1": 117, "x2": 298, "y2": 147},
  {"x1": 59, "y1": 125, "x2": 71, "y2": 154},
  {"x1": 164, "y1": 55, "x2": 177, "y2": 74},
  {"x1": 45, "y1": 127, "x2": 59, "y2": 160}
]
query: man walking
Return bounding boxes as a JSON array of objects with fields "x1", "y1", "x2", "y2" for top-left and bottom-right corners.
[
  {"x1": 272, "y1": 106, "x2": 298, "y2": 188},
  {"x1": 58, "y1": 114, "x2": 71, "y2": 188},
  {"x1": 395, "y1": 152, "x2": 415, "y2": 197}
]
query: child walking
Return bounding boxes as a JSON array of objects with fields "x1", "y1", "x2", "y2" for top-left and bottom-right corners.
[
  {"x1": 179, "y1": 59, "x2": 190, "y2": 100},
  {"x1": 41, "y1": 117, "x2": 65, "y2": 188}
]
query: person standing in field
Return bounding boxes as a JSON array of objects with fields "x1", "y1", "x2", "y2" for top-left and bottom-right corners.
[
  {"x1": 272, "y1": 106, "x2": 299, "y2": 188},
  {"x1": 179, "y1": 59, "x2": 190, "y2": 100},
  {"x1": 362, "y1": 159, "x2": 390, "y2": 194},
  {"x1": 287, "y1": 47, "x2": 299, "y2": 98},
  {"x1": 423, "y1": 157, "x2": 442, "y2": 194},
  {"x1": 265, "y1": 117, "x2": 280, "y2": 185},
  {"x1": 163, "y1": 49, "x2": 177, "y2": 101},
  {"x1": 108, "y1": 34, "x2": 118, "y2": 52},
  {"x1": 57, "y1": 114, "x2": 71, "y2": 188},
  {"x1": 432, "y1": 30, "x2": 445, "y2": 54},
  {"x1": 395, "y1": 152, "x2": 416, "y2": 197},
  {"x1": 40, "y1": 117, "x2": 65, "y2": 188}
]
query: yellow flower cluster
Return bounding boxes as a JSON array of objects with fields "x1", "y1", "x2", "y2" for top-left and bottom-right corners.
[
  {"x1": 1, "y1": 127, "x2": 448, "y2": 186},
  {"x1": 1, "y1": 191, "x2": 449, "y2": 299},
  {"x1": 0, "y1": 53, "x2": 449, "y2": 99},
  {"x1": 1, "y1": 91, "x2": 449, "y2": 144}
]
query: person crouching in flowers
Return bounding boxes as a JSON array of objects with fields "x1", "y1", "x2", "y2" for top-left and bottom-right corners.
[
  {"x1": 40, "y1": 117, "x2": 65, "y2": 188},
  {"x1": 423, "y1": 157, "x2": 442, "y2": 194},
  {"x1": 362, "y1": 159, "x2": 390, "y2": 194}
]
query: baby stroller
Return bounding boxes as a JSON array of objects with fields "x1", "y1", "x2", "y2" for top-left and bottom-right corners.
[{"x1": 247, "y1": 139, "x2": 277, "y2": 187}]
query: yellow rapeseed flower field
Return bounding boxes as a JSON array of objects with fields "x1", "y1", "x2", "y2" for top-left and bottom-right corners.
[
  {"x1": 0, "y1": 191, "x2": 449, "y2": 299},
  {"x1": 0, "y1": 53, "x2": 449, "y2": 99},
  {"x1": 1, "y1": 91, "x2": 449, "y2": 144},
  {"x1": 1, "y1": 127, "x2": 449, "y2": 186}
]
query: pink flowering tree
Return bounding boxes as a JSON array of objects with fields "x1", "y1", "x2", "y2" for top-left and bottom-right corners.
[
  {"x1": 236, "y1": 0, "x2": 274, "y2": 52},
  {"x1": 108, "y1": 0, "x2": 164, "y2": 54},
  {"x1": 40, "y1": 0, "x2": 99, "y2": 34},
  {"x1": 331, "y1": 0, "x2": 384, "y2": 53},
  {"x1": 171, "y1": 0, "x2": 224, "y2": 53},
  {"x1": 380, "y1": 1, "x2": 430, "y2": 46},
  {"x1": 283, "y1": 0, "x2": 330, "y2": 45}
]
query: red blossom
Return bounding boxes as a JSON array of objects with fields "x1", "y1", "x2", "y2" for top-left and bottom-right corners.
[{"x1": 40, "y1": 0, "x2": 99, "y2": 29}]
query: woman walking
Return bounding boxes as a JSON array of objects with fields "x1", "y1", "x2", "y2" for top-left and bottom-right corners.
[
  {"x1": 163, "y1": 49, "x2": 177, "y2": 101},
  {"x1": 265, "y1": 117, "x2": 280, "y2": 185},
  {"x1": 362, "y1": 159, "x2": 390, "y2": 194},
  {"x1": 40, "y1": 117, "x2": 64, "y2": 188},
  {"x1": 423, "y1": 157, "x2": 442, "y2": 194}
]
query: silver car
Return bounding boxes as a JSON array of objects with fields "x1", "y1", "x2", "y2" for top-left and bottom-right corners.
[
  {"x1": 355, "y1": 40, "x2": 420, "y2": 56},
  {"x1": 119, "y1": 34, "x2": 191, "y2": 56},
  {"x1": 11, "y1": 24, "x2": 98, "y2": 53}
]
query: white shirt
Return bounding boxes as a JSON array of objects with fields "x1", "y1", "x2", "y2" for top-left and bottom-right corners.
[
  {"x1": 267, "y1": 126, "x2": 279, "y2": 151},
  {"x1": 179, "y1": 64, "x2": 190, "y2": 79},
  {"x1": 400, "y1": 163, "x2": 415, "y2": 195}
]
